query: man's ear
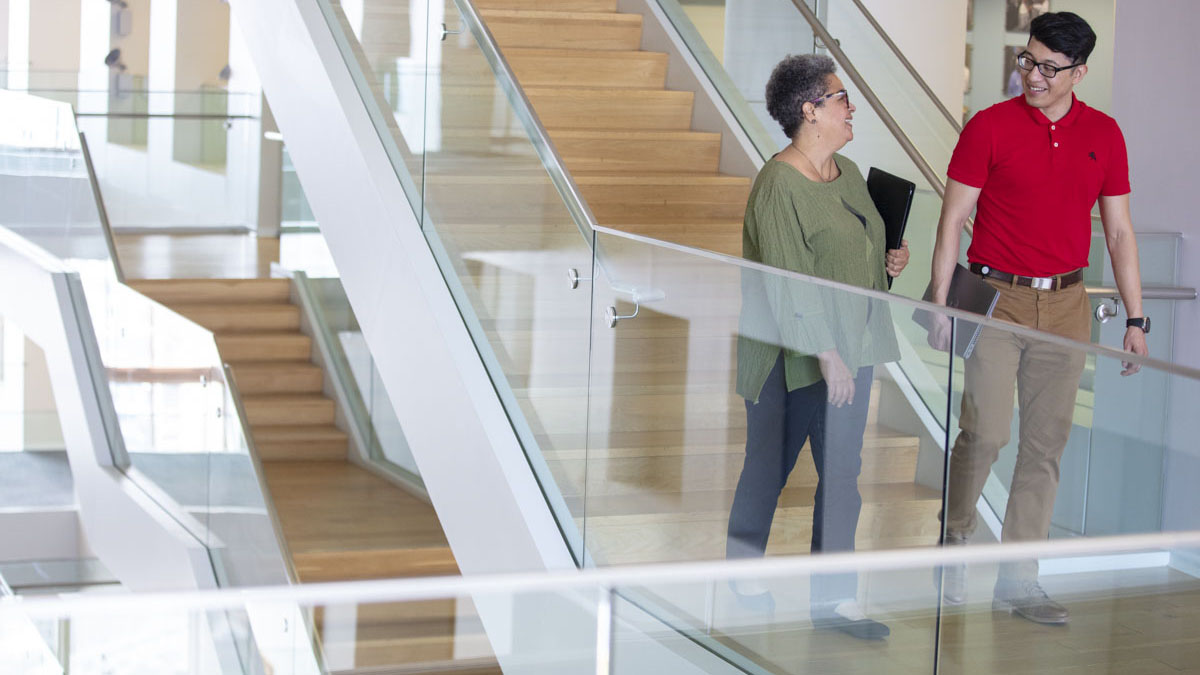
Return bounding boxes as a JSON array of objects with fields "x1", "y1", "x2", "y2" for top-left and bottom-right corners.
[{"x1": 1072, "y1": 63, "x2": 1088, "y2": 85}]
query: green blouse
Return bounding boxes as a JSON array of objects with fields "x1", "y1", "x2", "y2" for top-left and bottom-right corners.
[{"x1": 736, "y1": 154, "x2": 901, "y2": 402}]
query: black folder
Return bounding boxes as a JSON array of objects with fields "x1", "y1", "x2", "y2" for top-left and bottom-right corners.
[
  {"x1": 913, "y1": 264, "x2": 1001, "y2": 359},
  {"x1": 866, "y1": 167, "x2": 915, "y2": 289}
]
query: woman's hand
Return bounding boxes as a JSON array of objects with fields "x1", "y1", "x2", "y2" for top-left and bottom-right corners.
[
  {"x1": 817, "y1": 349, "x2": 855, "y2": 407},
  {"x1": 886, "y1": 239, "x2": 910, "y2": 278}
]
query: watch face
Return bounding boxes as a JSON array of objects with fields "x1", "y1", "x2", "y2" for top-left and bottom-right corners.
[{"x1": 1144, "y1": 316, "x2": 1151, "y2": 333}]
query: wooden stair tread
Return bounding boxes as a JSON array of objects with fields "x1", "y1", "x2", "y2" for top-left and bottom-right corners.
[
  {"x1": 215, "y1": 333, "x2": 312, "y2": 362},
  {"x1": 243, "y1": 393, "x2": 336, "y2": 426},
  {"x1": 574, "y1": 172, "x2": 751, "y2": 184},
  {"x1": 254, "y1": 425, "x2": 348, "y2": 442},
  {"x1": 294, "y1": 546, "x2": 459, "y2": 582},
  {"x1": 482, "y1": 8, "x2": 642, "y2": 51},
  {"x1": 479, "y1": 8, "x2": 640, "y2": 22},
  {"x1": 172, "y1": 303, "x2": 301, "y2": 332},
  {"x1": 548, "y1": 128, "x2": 721, "y2": 141},
  {"x1": 127, "y1": 277, "x2": 291, "y2": 304},
  {"x1": 474, "y1": 0, "x2": 616, "y2": 10}
]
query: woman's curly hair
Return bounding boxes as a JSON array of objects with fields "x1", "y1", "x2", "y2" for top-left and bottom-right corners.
[{"x1": 765, "y1": 54, "x2": 838, "y2": 139}]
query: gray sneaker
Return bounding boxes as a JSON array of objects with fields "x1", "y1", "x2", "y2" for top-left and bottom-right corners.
[
  {"x1": 935, "y1": 532, "x2": 968, "y2": 606},
  {"x1": 992, "y1": 580, "x2": 1069, "y2": 625}
]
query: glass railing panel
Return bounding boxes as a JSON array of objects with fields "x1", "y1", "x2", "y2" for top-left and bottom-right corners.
[
  {"x1": 6, "y1": 586, "x2": 602, "y2": 675},
  {"x1": 74, "y1": 113, "x2": 261, "y2": 232},
  {"x1": 821, "y1": 0, "x2": 959, "y2": 182},
  {"x1": 75, "y1": 265, "x2": 289, "y2": 586},
  {"x1": 309, "y1": 0, "x2": 595, "y2": 559},
  {"x1": 586, "y1": 228, "x2": 953, "y2": 568},
  {"x1": 0, "y1": 92, "x2": 110, "y2": 262},
  {"x1": 13, "y1": 532, "x2": 1197, "y2": 674},
  {"x1": 313, "y1": 0, "x2": 427, "y2": 217},
  {"x1": 301, "y1": 273, "x2": 423, "y2": 482},
  {"x1": 410, "y1": 0, "x2": 596, "y2": 558},
  {"x1": 2, "y1": 90, "x2": 288, "y2": 587},
  {"x1": 937, "y1": 544, "x2": 1200, "y2": 674},
  {"x1": 618, "y1": 536, "x2": 1200, "y2": 675},
  {"x1": 943, "y1": 289, "x2": 1200, "y2": 546}
]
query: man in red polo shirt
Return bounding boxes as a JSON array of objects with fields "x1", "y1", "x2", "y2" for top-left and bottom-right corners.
[{"x1": 928, "y1": 12, "x2": 1148, "y2": 624}]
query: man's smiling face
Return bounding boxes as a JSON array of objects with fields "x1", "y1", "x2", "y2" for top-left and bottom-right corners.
[{"x1": 1021, "y1": 37, "x2": 1086, "y2": 118}]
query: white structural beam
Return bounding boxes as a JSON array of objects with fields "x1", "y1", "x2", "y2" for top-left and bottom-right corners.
[{"x1": 0, "y1": 233, "x2": 217, "y2": 592}]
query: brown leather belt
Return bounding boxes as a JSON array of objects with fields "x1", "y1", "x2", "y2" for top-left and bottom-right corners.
[{"x1": 969, "y1": 263, "x2": 1083, "y2": 291}]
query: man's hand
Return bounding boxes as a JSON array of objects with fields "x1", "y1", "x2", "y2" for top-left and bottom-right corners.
[
  {"x1": 1121, "y1": 326, "x2": 1148, "y2": 376},
  {"x1": 927, "y1": 313, "x2": 953, "y2": 352},
  {"x1": 886, "y1": 240, "x2": 910, "y2": 278},
  {"x1": 817, "y1": 350, "x2": 855, "y2": 407}
]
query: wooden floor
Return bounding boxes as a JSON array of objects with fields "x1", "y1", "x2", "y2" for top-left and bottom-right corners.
[{"x1": 638, "y1": 567, "x2": 1200, "y2": 675}]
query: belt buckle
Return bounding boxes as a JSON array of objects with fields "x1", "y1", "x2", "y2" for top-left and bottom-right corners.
[{"x1": 1029, "y1": 276, "x2": 1054, "y2": 290}]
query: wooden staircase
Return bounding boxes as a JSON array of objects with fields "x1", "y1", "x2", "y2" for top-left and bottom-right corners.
[
  {"x1": 128, "y1": 277, "x2": 500, "y2": 673},
  {"x1": 408, "y1": 0, "x2": 751, "y2": 256}
]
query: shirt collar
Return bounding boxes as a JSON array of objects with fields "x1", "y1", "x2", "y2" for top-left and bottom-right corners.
[{"x1": 1019, "y1": 93, "x2": 1083, "y2": 127}]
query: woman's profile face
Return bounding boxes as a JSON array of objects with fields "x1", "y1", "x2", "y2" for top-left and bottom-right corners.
[{"x1": 808, "y1": 74, "x2": 856, "y2": 148}]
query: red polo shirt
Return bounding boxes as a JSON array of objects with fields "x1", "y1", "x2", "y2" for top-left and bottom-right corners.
[{"x1": 947, "y1": 95, "x2": 1130, "y2": 277}]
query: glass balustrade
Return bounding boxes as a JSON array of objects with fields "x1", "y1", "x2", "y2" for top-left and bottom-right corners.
[
  {"x1": 296, "y1": 271, "x2": 423, "y2": 483},
  {"x1": 585, "y1": 227, "x2": 953, "y2": 569},
  {"x1": 3, "y1": 72, "x2": 264, "y2": 233},
  {"x1": 586, "y1": 226, "x2": 1200, "y2": 586},
  {"x1": 313, "y1": 0, "x2": 598, "y2": 560},
  {"x1": 305, "y1": 0, "x2": 1199, "y2": 581},
  {"x1": 2, "y1": 530, "x2": 1197, "y2": 674},
  {"x1": 0, "y1": 90, "x2": 290, "y2": 588}
]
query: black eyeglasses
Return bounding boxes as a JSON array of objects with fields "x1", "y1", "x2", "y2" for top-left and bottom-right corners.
[
  {"x1": 809, "y1": 89, "x2": 850, "y2": 108},
  {"x1": 1015, "y1": 52, "x2": 1082, "y2": 78}
]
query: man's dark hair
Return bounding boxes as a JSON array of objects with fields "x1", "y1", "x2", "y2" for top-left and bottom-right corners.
[{"x1": 1030, "y1": 11, "x2": 1097, "y2": 64}]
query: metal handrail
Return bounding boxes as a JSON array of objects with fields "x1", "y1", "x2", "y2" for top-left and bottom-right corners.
[
  {"x1": 74, "y1": 112, "x2": 258, "y2": 120},
  {"x1": 847, "y1": 0, "x2": 962, "y2": 133},
  {"x1": 77, "y1": 132, "x2": 125, "y2": 284},
  {"x1": 12, "y1": 529, "x2": 1200, "y2": 617},
  {"x1": 223, "y1": 364, "x2": 303, "y2": 586},
  {"x1": 1087, "y1": 286, "x2": 1197, "y2": 301}
]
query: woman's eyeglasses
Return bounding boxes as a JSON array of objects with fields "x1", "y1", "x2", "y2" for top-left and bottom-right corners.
[{"x1": 809, "y1": 89, "x2": 850, "y2": 108}]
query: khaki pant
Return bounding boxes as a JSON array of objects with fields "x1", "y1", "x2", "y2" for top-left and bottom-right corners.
[{"x1": 945, "y1": 276, "x2": 1091, "y2": 582}]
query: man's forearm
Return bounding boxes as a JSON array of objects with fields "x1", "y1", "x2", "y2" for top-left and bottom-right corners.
[
  {"x1": 931, "y1": 225, "x2": 961, "y2": 305},
  {"x1": 1108, "y1": 231, "x2": 1145, "y2": 319},
  {"x1": 931, "y1": 180, "x2": 980, "y2": 305}
]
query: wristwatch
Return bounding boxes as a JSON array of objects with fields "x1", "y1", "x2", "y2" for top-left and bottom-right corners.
[{"x1": 1126, "y1": 317, "x2": 1151, "y2": 334}]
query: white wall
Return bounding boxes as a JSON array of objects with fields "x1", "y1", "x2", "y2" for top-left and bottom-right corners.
[
  {"x1": 0, "y1": 0, "x2": 9, "y2": 69},
  {"x1": 1111, "y1": 0, "x2": 1200, "y2": 536},
  {"x1": 859, "y1": 0, "x2": 967, "y2": 115}
]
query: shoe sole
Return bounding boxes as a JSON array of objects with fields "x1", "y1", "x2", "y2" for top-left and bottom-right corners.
[{"x1": 991, "y1": 598, "x2": 1069, "y2": 625}]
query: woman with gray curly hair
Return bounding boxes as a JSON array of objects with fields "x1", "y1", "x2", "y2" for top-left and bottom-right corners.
[{"x1": 725, "y1": 53, "x2": 909, "y2": 640}]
